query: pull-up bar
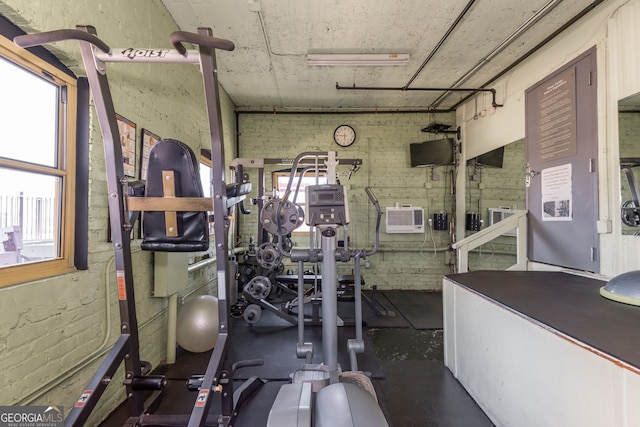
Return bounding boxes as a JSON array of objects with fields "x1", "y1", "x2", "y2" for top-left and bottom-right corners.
[{"x1": 15, "y1": 26, "x2": 234, "y2": 62}]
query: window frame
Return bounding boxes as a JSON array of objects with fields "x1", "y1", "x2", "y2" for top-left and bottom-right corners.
[
  {"x1": 199, "y1": 153, "x2": 215, "y2": 236},
  {"x1": 0, "y1": 35, "x2": 77, "y2": 287}
]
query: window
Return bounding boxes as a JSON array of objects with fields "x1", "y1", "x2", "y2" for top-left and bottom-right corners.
[
  {"x1": 273, "y1": 170, "x2": 327, "y2": 233},
  {"x1": 0, "y1": 35, "x2": 77, "y2": 287},
  {"x1": 199, "y1": 154, "x2": 214, "y2": 235}
]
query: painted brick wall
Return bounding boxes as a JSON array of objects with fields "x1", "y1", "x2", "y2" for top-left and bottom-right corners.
[
  {"x1": 236, "y1": 115, "x2": 526, "y2": 285},
  {"x1": 236, "y1": 112, "x2": 460, "y2": 290},
  {"x1": 0, "y1": 0, "x2": 234, "y2": 424}
]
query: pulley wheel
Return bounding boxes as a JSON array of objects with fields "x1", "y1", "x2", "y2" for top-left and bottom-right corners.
[
  {"x1": 243, "y1": 304, "x2": 263, "y2": 325},
  {"x1": 256, "y1": 242, "x2": 281, "y2": 270},
  {"x1": 244, "y1": 275, "x2": 272, "y2": 299}
]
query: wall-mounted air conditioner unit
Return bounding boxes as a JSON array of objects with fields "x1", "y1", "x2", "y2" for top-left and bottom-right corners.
[
  {"x1": 488, "y1": 207, "x2": 516, "y2": 236},
  {"x1": 386, "y1": 207, "x2": 424, "y2": 233}
]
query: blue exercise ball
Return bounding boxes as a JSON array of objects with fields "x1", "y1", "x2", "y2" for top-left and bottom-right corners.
[{"x1": 176, "y1": 295, "x2": 219, "y2": 353}]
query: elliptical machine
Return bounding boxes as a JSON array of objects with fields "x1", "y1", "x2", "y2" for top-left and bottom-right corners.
[
  {"x1": 263, "y1": 152, "x2": 388, "y2": 427},
  {"x1": 231, "y1": 153, "x2": 394, "y2": 326}
]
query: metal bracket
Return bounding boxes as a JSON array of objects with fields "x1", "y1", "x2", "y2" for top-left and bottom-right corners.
[{"x1": 525, "y1": 164, "x2": 540, "y2": 187}]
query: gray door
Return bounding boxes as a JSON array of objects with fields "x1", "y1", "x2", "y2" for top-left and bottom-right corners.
[{"x1": 525, "y1": 47, "x2": 599, "y2": 272}]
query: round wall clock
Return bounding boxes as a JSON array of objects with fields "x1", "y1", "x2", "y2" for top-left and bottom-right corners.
[{"x1": 333, "y1": 124, "x2": 356, "y2": 147}]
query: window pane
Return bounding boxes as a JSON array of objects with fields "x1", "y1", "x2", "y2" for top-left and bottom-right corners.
[
  {"x1": 200, "y1": 163, "x2": 212, "y2": 197},
  {"x1": 0, "y1": 168, "x2": 61, "y2": 267},
  {"x1": 0, "y1": 57, "x2": 58, "y2": 167},
  {"x1": 199, "y1": 161, "x2": 214, "y2": 235}
]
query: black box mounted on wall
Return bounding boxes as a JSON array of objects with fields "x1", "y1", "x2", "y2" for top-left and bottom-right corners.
[
  {"x1": 466, "y1": 212, "x2": 481, "y2": 231},
  {"x1": 433, "y1": 213, "x2": 448, "y2": 230}
]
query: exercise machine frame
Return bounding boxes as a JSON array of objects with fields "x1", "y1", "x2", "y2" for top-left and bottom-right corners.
[
  {"x1": 231, "y1": 155, "x2": 393, "y2": 324},
  {"x1": 259, "y1": 155, "x2": 388, "y2": 426},
  {"x1": 15, "y1": 26, "x2": 258, "y2": 427}
]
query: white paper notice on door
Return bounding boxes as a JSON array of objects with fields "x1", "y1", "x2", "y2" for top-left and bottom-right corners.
[{"x1": 541, "y1": 163, "x2": 572, "y2": 221}]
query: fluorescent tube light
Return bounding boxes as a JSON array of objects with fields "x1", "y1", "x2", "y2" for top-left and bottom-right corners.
[{"x1": 307, "y1": 53, "x2": 409, "y2": 66}]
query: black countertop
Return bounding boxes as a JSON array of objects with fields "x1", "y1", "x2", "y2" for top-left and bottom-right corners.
[{"x1": 445, "y1": 270, "x2": 640, "y2": 370}]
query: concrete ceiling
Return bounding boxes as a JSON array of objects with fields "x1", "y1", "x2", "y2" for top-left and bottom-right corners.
[{"x1": 161, "y1": 0, "x2": 603, "y2": 112}]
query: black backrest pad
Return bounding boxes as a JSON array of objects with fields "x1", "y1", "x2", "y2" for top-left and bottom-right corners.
[{"x1": 141, "y1": 139, "x2": 209, "y2": 252}]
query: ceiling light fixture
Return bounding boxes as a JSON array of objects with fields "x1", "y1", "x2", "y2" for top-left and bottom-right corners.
[{"x1": 307, "y1": 53, "x2": 409, "y2": 66}]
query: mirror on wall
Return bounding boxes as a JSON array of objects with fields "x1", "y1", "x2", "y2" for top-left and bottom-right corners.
[
  {"x1": 464, "y1": 139, "x2": 526, "y2": 228},
  {"x1": 461, "y1": 139, "x2": 526, "y2": 271},
  {"x1": 618, "y1": 93, "x2": 640, "y2": 235}
]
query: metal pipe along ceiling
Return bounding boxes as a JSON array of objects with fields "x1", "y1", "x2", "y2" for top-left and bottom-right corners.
[
  {"x1": 337, "y1": 0, "x2": 567, "y2": 110},
  {"x1": 428, "y1": 0, "x2": 564, "y2": 109},
  {"x1": 403, "y1": 0, "x2": 477, "y2": 90},
  {"x1": 449, "y1": 0, "x2": 607, "y2": 111},
  {"x1": 334, "y1": 83, "x2": 503, "y2": 110}
]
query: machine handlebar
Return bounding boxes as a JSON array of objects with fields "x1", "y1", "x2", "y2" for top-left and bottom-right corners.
[
  {"x1": 170, "y1": 31, "x2": 235, "y2": 55},
  {"x1": 364, "y1": 187, "x2": 379, "y2": 207},
  {"x1": 14, "y1": 27, "x2": 111, "y2": 54},
  {"x1": 363, "y1": 187, "x2": 381, "y2": 256}
]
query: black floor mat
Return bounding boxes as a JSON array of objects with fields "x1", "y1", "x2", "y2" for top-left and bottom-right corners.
[
  {"x1": 367, "y1": 328, "x2": 444, "y2": 362},
  {"x1": 111, "y1": 379, "x2": 283, "y2": 426},
  {"x1": 359, "y1": 291, "x2": 411, "y2": 328},
  {"x1": 100, "y1": 290, "x2": 495, "y2": 427},
  {"x1": 250, "y1": 290, "x2": 410, "y2": 328},
  {"x1": 229, "y1": 311, "x2": 385, "y2": 379},
  {"x1": 374, "y1": 359, "x2": 494, "y2": 427},
  {"x1": 383, "y1": 290, "x2": 443, "y2": 329}
]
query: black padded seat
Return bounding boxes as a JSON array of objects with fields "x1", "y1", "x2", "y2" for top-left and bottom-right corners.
[{"x1": 141, "y1": 139, "x2": 208, "y2": 252}]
